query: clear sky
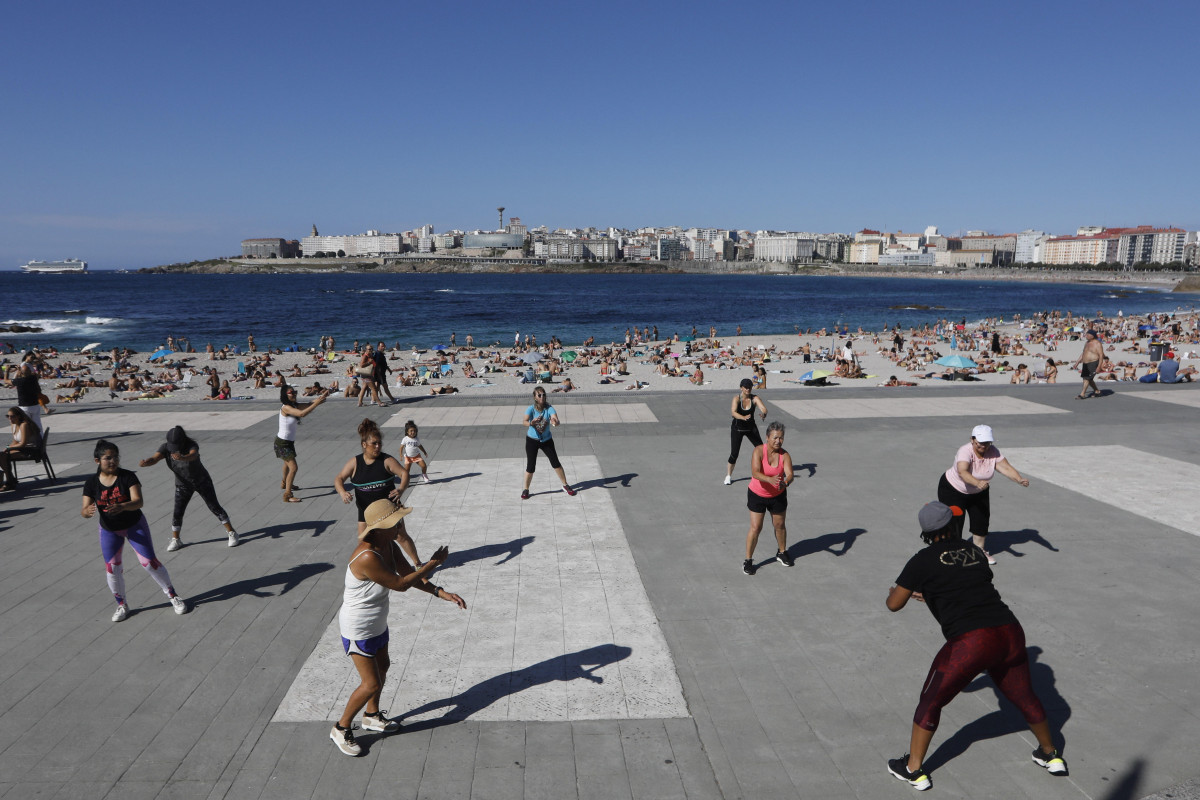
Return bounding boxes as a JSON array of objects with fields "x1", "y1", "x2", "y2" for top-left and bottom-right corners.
[{"x1": 3, "y1": 0, "x2": 1198, "y2": 269}]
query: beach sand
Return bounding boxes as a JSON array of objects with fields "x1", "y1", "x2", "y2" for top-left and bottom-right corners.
[{"x1": 5, "y1": 311, "x2": 1196, "y2": 409}]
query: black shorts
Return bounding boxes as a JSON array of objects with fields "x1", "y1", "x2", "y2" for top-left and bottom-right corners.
[
  {"x1": 747, "y1": 487, "x2": 788, "y2": 515},
  {"x1": 1081, "y1": 361, "x2": 1099, "y2": 379}
]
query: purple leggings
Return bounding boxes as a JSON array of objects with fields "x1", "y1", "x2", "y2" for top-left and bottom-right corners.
[
  {"x1": 913, "y1": 622, "x2": 1046, "y2": 731},
  {"x1": 99, "y1": 513, "x2": 175, "y2": 604}
]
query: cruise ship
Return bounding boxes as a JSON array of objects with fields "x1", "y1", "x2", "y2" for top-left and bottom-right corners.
[{"x1": 20, "y1": 258, "x2": 88, "y2": 273}]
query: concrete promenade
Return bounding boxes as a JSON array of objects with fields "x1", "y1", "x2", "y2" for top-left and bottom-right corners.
[{"x1": 2, "y1": 382, "x2": 1199, "y2": 800}]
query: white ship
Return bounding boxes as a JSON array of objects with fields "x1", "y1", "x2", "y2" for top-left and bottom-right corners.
[{"x1": 20, "y1": 258, "x2": 88, "y2": 273}]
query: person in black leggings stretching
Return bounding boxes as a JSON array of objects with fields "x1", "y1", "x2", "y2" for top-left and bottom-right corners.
[
  {"x1": 140, "y1": 426, "x2": 239, "y2": 549},
  {"x1": 884, "y1": 501, "x2": 1068, "y2": 791},
  {"x1": 724, "y1": 378, "x2": 767, "y2": 485}
]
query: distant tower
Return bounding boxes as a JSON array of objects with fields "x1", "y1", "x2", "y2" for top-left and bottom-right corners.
[
  {"x1": 311, "y1": 224, "x2": 318, "y2": 236},
  {"x1": 497, "y1": 207, "x2": 505, "y2": 231}
]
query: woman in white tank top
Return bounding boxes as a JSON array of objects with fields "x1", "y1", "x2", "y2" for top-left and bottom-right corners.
[
  {"x1": 275, "y1": 383, "x2": 329, "y2": 503},
  {"x1": 329, "y1": 499, "x2": 466, "y2": 757}
]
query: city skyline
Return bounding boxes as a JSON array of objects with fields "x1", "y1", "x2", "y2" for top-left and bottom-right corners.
[{"x1": 3, "y1": 0, "x2": 1199, "y2": 270}]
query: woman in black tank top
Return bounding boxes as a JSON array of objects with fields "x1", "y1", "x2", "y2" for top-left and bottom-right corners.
[
  {"x1": 725, "y1": 378, "x2": 768, "y2": 485},
  {"x1": 334, "y1": 419, "x2": 424, "y2": 566}
]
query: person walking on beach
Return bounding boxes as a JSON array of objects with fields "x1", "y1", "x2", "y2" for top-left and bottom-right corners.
[
  {"x1": 1072, "y1": 329, "x2": 1105, "y2": 399},
  {"x1": 521, "y1": 387, "x2": 576, "y2": 499},
  {"x1": 331, "y1": 499, "x2": 465, "y2": 756},
  {"x1": 885, "y1": 502, "x2": 1067, "y2": 791},
  {"x1": 277, "y1": 383, "x2": 329, "y2": 502},
  {"x1": 374, "y1": 341, "x2": 397, "y2": 404},
  {"x1": 82, "y1": 440, "x2": 190, "y2": 622},
  {"x1": 743, "y1": 421, "x2": 794, "y2": 575},
  {"x1": 399, "y1": 420, "x2": 431, "y2": 484},
  {"x1": 725, "y1": 378, "x2": 767, "y2": 485},
  {"x1": 357, "y1": 344, "x2": 383, "y2": 407},
  {"x1": 936, "y1": 425, "x2": 1029, "y2": 565},
  {"x1": 139, "y1": 425, "x2": 239, "y2": 549}
]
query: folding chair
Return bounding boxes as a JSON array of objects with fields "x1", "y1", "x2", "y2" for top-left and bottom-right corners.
[{"x1": 11, "y1": 426, "x2": 55, "y2": 481}]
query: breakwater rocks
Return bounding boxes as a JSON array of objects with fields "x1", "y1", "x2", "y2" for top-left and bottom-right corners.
[
  {"x1": 1172, "y1": 276, "x2": 1200, "y2": 292},
  {"x1": 0, "y1": 324, "x2": 43, "y2": 333}
]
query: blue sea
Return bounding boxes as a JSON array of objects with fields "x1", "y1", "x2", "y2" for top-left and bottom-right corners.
[{"x1": 2, "y1": 271, "x2": 1195, "y2": 353}]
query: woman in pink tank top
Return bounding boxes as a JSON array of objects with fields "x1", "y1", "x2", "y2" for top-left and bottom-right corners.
[{"x1": 743, "y1": 421, "x2": 795, "y2": 575}]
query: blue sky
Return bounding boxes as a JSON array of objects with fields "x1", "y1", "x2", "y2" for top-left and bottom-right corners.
[{"x1": 3, "y1": 0, "x2": 1198, "y2": 269}]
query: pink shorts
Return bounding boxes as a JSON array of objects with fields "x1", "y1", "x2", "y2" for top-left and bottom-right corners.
[{"x1": 403, "y1": 454, "x2": 423, "y2": 466}]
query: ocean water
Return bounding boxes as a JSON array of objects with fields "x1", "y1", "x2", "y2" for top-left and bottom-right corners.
[{"x1": 2, "y1": 271, "x2": 1195, "y2": 353}]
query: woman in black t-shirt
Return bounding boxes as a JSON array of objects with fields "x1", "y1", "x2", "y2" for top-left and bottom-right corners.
[
  {"x1": 883, "y1": 501, "x2": 1067, "y2": 791},
  {"x1": 81, "y1": 440, "x2": 190, "y2": 623}
]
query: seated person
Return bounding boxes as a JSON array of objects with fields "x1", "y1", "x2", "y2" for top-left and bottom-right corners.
[
  {"x1": 689, "y1": 367, "x2": 704, "y2": 385},
  {"x1": 303, "y1": 382, "x2": 325, "y2": 397},
  {"x1": 1009, "y1": 364, "x2": 1032, "y2": 384},
  {"x1": 1144, "y1": 358, "x2": 1197, "y2": 383},
  {"x1": 345, "y1": 377, "x2": 361, "y2": 398}
]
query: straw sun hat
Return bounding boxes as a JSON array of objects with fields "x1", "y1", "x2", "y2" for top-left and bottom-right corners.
[{"x1": 358, "y1": 499, "x2": 412, "y2": 540}]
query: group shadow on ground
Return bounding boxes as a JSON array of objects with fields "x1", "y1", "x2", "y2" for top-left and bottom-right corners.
[
  {"x1": 985, "y1": 528, "x2": 1059, "y2": 558},
  {"x1": 188, "y1": 562, "x2": 336, "y2": 606},
  {"x1": 392, "y1": 643, "x2": 633, "y2": 736}
]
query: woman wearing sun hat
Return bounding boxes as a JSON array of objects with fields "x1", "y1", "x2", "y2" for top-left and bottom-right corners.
[
  {"x1": 330, "y1": 499, "x2": 466, "y2": 757},
  {"x1": 884, "y1": 501, "x2": 1067, "y2": 791},
  {"x1": 936, "y1": 424, "x2": 1030, "y2": 565}
]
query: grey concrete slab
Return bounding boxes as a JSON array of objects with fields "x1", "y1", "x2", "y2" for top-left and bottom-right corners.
[{"x1": 1, "y1": 385, "x2": 1199, "y2": 799}]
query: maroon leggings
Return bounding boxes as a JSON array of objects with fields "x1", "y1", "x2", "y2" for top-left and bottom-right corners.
[{"x1": 913, "y1": 622, "x2": 1046, "y2": 731}]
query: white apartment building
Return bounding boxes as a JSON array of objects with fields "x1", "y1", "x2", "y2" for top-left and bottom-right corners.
[
  {"x1": 417, "y1": 236, "x2": 433, "y2": 253},
  {"x1": 893, "y1": 232, "x2": 926, "y2": 251},
  {"x1": 300, "y1": 232, "x2": 402, "y2": 257},
  {"x1": 754, "y1": 233, "x2": 816, "y2": 263},
  {"x1": 1040, "y1": 233, "x2": 1118, "y2": 265},
  {"x1": 1115, "y1": 226, "x2": 1189, "y2": 266},
  {"x1": 1015, "y1": 230, "x2": 1047, "y2": 263},
  {"x1": 848, "y1": 240, "x2": 883, "y2": 263}
]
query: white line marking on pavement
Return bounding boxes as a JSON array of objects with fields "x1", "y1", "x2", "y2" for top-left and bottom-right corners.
[
  {"x1": 1126, "y1": 389, "x2": 1200, "y2": 409},
  {"x1": 1004, "y1": 445, "x2": 1200, "y2": 537},
  {"x1": 382, "y1": 402, "x2": 658, "y2": 428},
  {"x1": 35, "y1": 410, "x2": 279, "y2": 433},
  {"x1": 273, "y1": 455, "x2": 688, "y2": 723},
  {"x1": 774, "y1": 396, "x2": 1067, "y2": 420}
]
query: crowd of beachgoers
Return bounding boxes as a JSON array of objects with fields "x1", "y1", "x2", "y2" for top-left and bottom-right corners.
[{"x1": 3, "y1": 306, "x2": 1199, "y2": 408}]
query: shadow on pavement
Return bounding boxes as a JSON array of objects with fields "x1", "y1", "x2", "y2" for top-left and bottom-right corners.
[
  {"x1": 399, "y1": 643, "x2": 633, "y2": 730},
  {"x1": 791, "y1": 527, "x2": 867, "y2": 559},
  {"x1": 245, "y1": 519, "x2": 337, "y2": 542},
  {"x1": 572, "y1": 472, "x2": 638, "y2": 491},
  {"x1": 989, "y1": 528, "x2": 1060, "y2": 558},
  {"x1": 188, "y1": 562, "x2": 336, "y2": 606},
  {"x1": 441, "y1": 536, "x2": 535, "y2": 568}
]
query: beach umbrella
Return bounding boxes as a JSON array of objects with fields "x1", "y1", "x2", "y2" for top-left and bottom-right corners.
[
  {"x1": 150, "y1": 348, "x2": 172, "y2": 360},
  {"x1": 431, "y1": 344, "x2": 446, "y2": 351},
  {"x1": 520, "y1": 352, "x2": 542, "y2": 365},
  {"x1": 934, "y1": 354, "x2": 977, "y2": 368},
  {"x1": 80, "y1": 342, "x2": 101, "y2": 352},
  {"x1": 800, "y1": 369, "x2": 833, "y2": 381},
  {"x1": 560, "y1": 350, "x2": 578, "y2": 362}
]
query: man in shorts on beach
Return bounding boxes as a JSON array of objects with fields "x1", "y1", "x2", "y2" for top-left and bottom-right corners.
[{"x1": 1071, "y1": 329, "x2": 1105, "y2": 399}]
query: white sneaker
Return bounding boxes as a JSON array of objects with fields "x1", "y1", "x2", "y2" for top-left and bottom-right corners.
[
  {"x1": 112, "y1": 604, "x2": 129, "y2": 622},
  {"x1": 420, "y1": 474, "x2": 431, "y2": 484},
  {"x1": 227, "y1": 529, "x2": 240, "y2": 547},
  {"x1": 360, "y1": 711, "x2": 400, "y2": 733},
  {"x1": 723, "y1": 475, "x2": 732, "y2": 485},
  {"x1": 167, "y1": 537, "x2": 183, "y2": 552},
  {"x1": 984, "y1": 551, "x2": 997, "y2": 565},
  {"x1": 170, "y1": 596, "x2": 190, "y2": 615},
  {"x1": 330, "y1": 724, "x2": 362, "y2": 756}
]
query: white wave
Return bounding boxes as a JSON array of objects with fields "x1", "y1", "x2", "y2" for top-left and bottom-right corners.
[
  {"x1": 435, "y1": 289, "x2": 455, "y2": 293},
  {"x1": 359, "y1": 289, "x2": 391, "y2": 293},
  {"x1": 86, "y1": 316, "x2": 121, "y2": 325},
  {"x1": 1, "y1": 318, "x2": 72, "y2": 335}
]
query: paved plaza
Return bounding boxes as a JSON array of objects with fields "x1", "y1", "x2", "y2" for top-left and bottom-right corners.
[{"x1": 2, "y1": 382, "x2": 1199, "y2": 799}]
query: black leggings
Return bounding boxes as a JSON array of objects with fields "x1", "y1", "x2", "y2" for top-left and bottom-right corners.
[
  {"x1": 728, "y1": 422, "x2": 763, "y2": 465},
  {"x1": 173, "y1": 477, "x2": 229, "y2": 530},
  {"x1": 937, "y1": 474, "x2": 991, "y2": 537},
  {"x1": 525, "y1": 437, "x2": 561, "y2": 473}
]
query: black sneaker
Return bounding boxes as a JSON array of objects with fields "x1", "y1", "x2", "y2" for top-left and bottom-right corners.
[
  {"x1": 887, "y1": 755, "x2": 931, "y2": 791},
  {"x1": 521, "y1": 489, "x2": 530, "y2": 500},
  {"x1": 742, "y1": 559, "x2": 756, "y2": 575},
  {"x1": 1032, "y1": 747, "x2": 1068, "y2": 775},
  {"x1": 776, "y1": 550, "x2": 794, "y2": 567}
]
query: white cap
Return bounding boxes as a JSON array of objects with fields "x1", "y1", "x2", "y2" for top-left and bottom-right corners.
[{"x1": 971, "y1": 424, "x2": 994, "y2": 443}]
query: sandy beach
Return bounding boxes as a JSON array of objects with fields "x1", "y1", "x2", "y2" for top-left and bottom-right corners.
[{"x1": 5, "y1": 309, "x2": 1197, "y2": 409}]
